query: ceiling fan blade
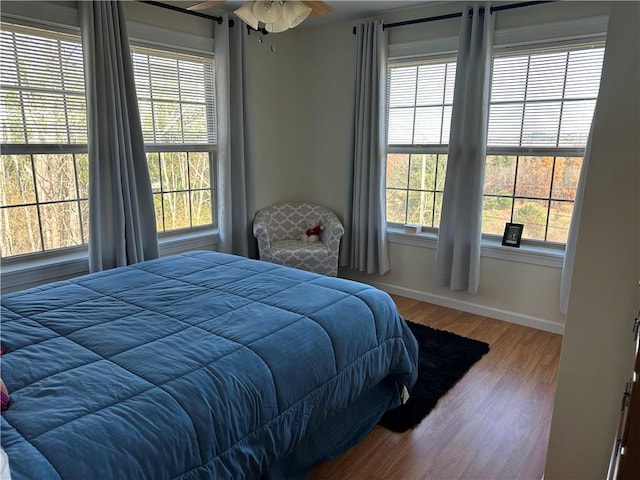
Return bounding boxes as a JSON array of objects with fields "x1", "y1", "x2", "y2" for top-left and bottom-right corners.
[
  {"x1": 301, "y1": 1, "x2": 334, "y2": 17},
  {"x1": 187, "y1": 1, "x2": 226, "y2": 11}
]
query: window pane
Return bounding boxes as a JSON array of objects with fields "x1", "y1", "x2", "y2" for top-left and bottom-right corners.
[
  {"x1": 435, "y1": 155, "x2": 447, "y2": 191},
  {"x1": 482, "y1": 196, "x2": 513, "y2": 236},
  {"x1": 487, "y1": 103, "x2": 523, "y2": 146},
  {"x1": 513, "y1": 198, "x2": 548, "y2": 241},
  {"x1": 564, "y1": 49, "x2": 605, "y2": 98},
  {"x1": 547, "y1": 200, "x2": 574, "y2": 243},
  {"x1": 443, "y1": 63, "x2": 456, "y2": 104},
  {"x1": 387, "y1": 154, "x2": 409, "y2": 189},
  {"x1": 559, "y1": 100, "x2": 596, "y2": 147},
  {"x1": 34, "y1": 154, "x2": 78, "y2": 202},
  {"x1": 414, "y1": 106, "x2": 444, "y2": 144},
  {"x1": 491, "y1": 56, "x2": 528, "y2": 102},
  {"x1": 484, "y1": 155, "x2": 516, "y2": 196},
  {"x1": 153, "y1": 103, "x2": 184, "y2": 143},
  {"x1": 515, "y1": 156, "x2": 553, "y2": 199},
  {"x1": 521, "y1": 102, "x2": 561, "y2": 146},
  {"x1": 162, "y1": 192, "x2": 190, "y2": 230},
  {"x1": 388, "y1": 109, "x2": 414, "y2": 144},
  {"x1": 386, "y1": 189, "x2": 407, "y2": 224},
  {"x1": 1, "y1": 155, "x2": 36, "y2": 206},
  {"x1": 389, "y1": 67, "x2": 417, "y2": 107},
  {"x1": 433, "y1": 192, "x2": 443, "y2": 229},
  {"x1": 181, "y1": 104, "x2": 209, "y2": 142},
  {"x1": 408, "y1": 154, "x2": 436, "y2": 191},
  {"x1": 147, "y1": 153, "x2": 161, "y2": 193},
  {"x1": 442, "y1": 105, "x2": 452, "y2": 144},
  {"x1": 179, "y1": 61, "x2": 207, "y2": 102},
  {"x1": 0, "y1": 205, "x2": 42, "y2": 255},
  {"x1": 551, "y1": 157, "x2": 582, "y2": 200},
  {"x1": 191, "y1": 189, "x2": 212, "y2": 226},
  {"x1": 416, "y1": 64, "x2": 445, "y2": 105},
  {"x1": 407, "y1": 190, "x2": 433, "y2": 226},
  {"x1": 153, "y1": 193, "x2": 164, "y2": 232},
  {"x1": 189, "y1": 152, "x2": 211, "y2": 190},
  {"x1": 526, "y1": 52, "x2": 567, "y2": 101},
  {"x1": 40, "y1": 201, "x2": 82, "y2": 250},
  {"x1": 160, "y1": 153, "x2": 189, "y2": 192},
  {"x1": 80, "y1": 199, "x2": 89, "y2": 244},
  {"x1": 76, "y1": 154, "x2": 89, "y2": 199}
]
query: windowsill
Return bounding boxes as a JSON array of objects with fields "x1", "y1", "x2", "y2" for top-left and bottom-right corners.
[
  {"x1": 386, "y1": 227, "x2": 564, "y2": 268},
  {"x1": 1, "y1": 228, "x2": 219, "y2": 294}
]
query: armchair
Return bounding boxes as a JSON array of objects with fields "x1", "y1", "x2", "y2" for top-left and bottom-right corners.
[{"x1": 253, "y1": 202, "x2": 344, "y2": 276}]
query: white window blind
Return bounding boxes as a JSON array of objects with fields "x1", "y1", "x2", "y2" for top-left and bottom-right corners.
[
  {"x1": 388, "y1": 60, "x2": 456, "y2": 145},
  {"x1": 130, "y1": 44, "x2": 216, "y2": 145},
  {"x1": 1, "y1": 23, "x2": 86, "y2": 145},
  {"x1": 488, "y1": 44, "x2": 605, "y2": 148}
]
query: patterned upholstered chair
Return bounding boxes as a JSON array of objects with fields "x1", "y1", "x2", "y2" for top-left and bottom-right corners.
[{"x1": 253, "y1": 202, "x2": 344, "y2": 276}]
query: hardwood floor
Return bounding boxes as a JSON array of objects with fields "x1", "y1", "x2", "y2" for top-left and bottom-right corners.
[{"x1": 308, "y1": 295, "x2": 562, "y2": 480}]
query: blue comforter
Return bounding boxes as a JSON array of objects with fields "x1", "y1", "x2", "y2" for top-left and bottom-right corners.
[{"x1": 0, "y1": 251, "x2": 418, "y2": 479}]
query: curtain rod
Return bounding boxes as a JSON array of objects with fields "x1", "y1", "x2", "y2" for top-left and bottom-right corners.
[
  {"x1": 139, "y1": 1, "x2": 228, "y2": 25},
  {"x1": 352, "y1": 1, "x2": 554, "y2": 35}
]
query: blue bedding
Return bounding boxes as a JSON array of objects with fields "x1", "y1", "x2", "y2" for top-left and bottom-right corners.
[{"x1": 0, "y1": 251, "x2": 418, "y2": 479}]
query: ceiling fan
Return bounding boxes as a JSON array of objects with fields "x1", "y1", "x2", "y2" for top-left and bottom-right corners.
[{"x1": 187, "y1": 1, "x2": 333, "y2": 33}]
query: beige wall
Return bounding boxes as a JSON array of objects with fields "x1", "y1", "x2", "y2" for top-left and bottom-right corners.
[
  {"x1": 243, "y1": 29, "x2": 309, "y2": 209},
  {"x1": 545, "y1": 1, "x2": 640, "y2": 477}
]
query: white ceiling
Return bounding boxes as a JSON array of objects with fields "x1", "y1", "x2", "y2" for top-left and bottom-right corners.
[{"x1": 171, "y1": 1, "x2": 438, "y2": 28}]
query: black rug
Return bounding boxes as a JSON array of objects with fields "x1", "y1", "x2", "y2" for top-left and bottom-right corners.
[{"x1": 379, "y1": 320, "x2": 490, "y2": 433}]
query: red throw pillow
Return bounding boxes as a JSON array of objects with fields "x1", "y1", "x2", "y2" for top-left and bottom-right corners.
[{"x1": 0, "y1": 379, "x2": 9, "y2": 411}]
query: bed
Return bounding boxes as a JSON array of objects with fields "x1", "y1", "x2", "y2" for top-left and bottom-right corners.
[{"x1": 0, "y1": 251, "x2": 418, "y2": 479}]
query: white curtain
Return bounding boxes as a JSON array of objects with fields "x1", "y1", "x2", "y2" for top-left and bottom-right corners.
[
  {"x1": 340, "y1": 21, "x2": 390, "y2": 275},
  {"x1": 559, "y1": 121, "x2": 597, "y2": 314},
  {"x1": 80, "y1": 1, "x2": 158, "y2": 272},
  {"x1": 434, "y1": 5, "x2": 494, "y2": 293},
  {"x1": 215, "y1": 14, "x2": 255, "y2": 258}
]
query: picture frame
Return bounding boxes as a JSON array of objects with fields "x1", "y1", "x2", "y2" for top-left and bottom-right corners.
[{"x1": 502, "y1": 222, "x2": 524, "y2": 248}]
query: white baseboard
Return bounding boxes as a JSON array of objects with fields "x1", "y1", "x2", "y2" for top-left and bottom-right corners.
[{"x1": 367, "y1": 281, "x2": 565, "y2": 335}]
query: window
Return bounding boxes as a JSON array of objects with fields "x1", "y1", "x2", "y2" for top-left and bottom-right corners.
[
  {"x1": 386, "y1": 58, "x2": 456, "y2": 229},
  {"x1": 484, "y1": 44, "x2": 605, "y2": 243},
  {"x1": 385, "y1": 41, "x2": 605, "y2": 246},
  {"x1": 131, "y1": 45, "x2": 217, "y2": 234},
  {"x1": 0, "y1": 23, "x2": 88, "y2": 257}
]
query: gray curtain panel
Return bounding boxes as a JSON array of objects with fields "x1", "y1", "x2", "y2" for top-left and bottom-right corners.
[
  {"x1": 80, "y1": 1, "x2": 158, "y2": 272},
  {"x1": 215, "y1": 14, "x2": 256, "y2": 258},
  {"x1": 340, "y1": 21, "x2": 390, "y2": 275},
  {"x1": 434, "y1": 6, "x2": 494, "y2": 293},
  {"x1": 560, "y1": 114, "x2": 597, "y2": 314}
]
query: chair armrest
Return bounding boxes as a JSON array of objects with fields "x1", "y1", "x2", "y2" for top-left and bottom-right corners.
[
  {"x1": 321, "y1": 218, "x2": 345, "y2": 253},
  {"x1": 253, "y1": 220, "x2": 273, "y2": 261}
]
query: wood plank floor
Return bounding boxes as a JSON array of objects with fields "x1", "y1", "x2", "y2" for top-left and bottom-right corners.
[{"x1": 308, "y1": 295, "x2": 562, "y2": 480}]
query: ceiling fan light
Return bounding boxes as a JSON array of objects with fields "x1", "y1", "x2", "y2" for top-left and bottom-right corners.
[
  {"x1": 283, "y1": 1, "x2": 312, "y2": 28},
  {"x1": 252, "y1": 1, "x2": 283, "y2": 24},
  {"x1": 265, "y1": 15, "x2": 290, "y2": 33},
  {"x1": 234, "y1": 2, "x2": 261, "y2": 30}
]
